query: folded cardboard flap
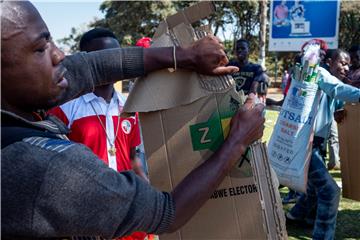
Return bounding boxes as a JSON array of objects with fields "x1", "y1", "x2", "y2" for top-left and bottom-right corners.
[
  {"x1": 153, "y1": 21, "x2": 168, "y2": 40},
  {"x1": 123, "y1": 70, "x2": 212, "y2": 113},
  {"x1": 165, "y1": 1, "x2": 215, "y2": 29},
  {"x1": 124, "y1": 12, "x2": 234, "y2": 114},
  {"x1": 166, "y1": 11, "x2": 189, "y2": 30},
  {"x1": 150, "y1": 31, "x2": 174, "y2": 48},
  {"x1": 172, "y1": 23, "x2": 196, "y2": 47},
  {"x1": 123, "y1": 68, "x2": 236, "y2": 113},
  {"x1": 250, "y1": 143, "x2": 287, "y2": 239}
]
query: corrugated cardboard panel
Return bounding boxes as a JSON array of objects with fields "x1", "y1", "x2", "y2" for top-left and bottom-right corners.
[
  {"x1": 151, "y1": 32, "x2": 173, "y2": 48},
  {"x1": 124, "y1": 2, "x2": 233, "y2": 114},
  {"x1": 165, "y1": 2, "x2": 215, "y2": 30},
  {"x1": 124, "y1": 70, "x2": 211, "y2": 113},
  {"x1": 140, "y1": 112, "x2": 174, "y2": 191},
  {"x1": 338, "y1": 103, "x2": 360, "y2": 201},
  {"x1": 166, "y1": 10, "x2": 188, "y2": 29},
  {"x1": 172, "y1": 23, "x2": 196, "y2": 47},
  {"x1": 125, "y1": 2, "x2": 287, "y2": 239},
  {"x1": 250, "y1": 143, "x2": 288, "y2": 239},
  {"x1": 141, "y1": 91, "x2": 270, "y2": 240},
  {"x1": 196, "y1": 1, "x2": 216, "y2": 19},
  {"x1": 124, "y1": 71, "x2": 235, "y2": 114},
  {"x1": 153, "y1": 21, "x2": 169, "y2": 40},
  {"x1": 177, "y1": 177, "x2": 264, "y2": 240}
]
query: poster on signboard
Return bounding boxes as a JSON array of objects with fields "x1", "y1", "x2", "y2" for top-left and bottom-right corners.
[{"x1": 269, "y1": 0, "x2": 340, "y2": 52}]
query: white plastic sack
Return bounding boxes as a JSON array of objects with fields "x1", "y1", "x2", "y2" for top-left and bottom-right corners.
[{"x1": 268, "y1": 79, "x2": 321, "y2": 192}]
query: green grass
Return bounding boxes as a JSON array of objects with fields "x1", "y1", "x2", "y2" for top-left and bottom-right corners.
[
  {"x1": 263, "y1": 110, "x2": 360, "y2": 240},
  {"x1": 263, "y1": 109, "x2": 279, "y2": 143}
]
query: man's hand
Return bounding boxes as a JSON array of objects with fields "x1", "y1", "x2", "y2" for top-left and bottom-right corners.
[
  {"x1": 144, "y1": 35, "x2": 238, "y2": 76},
  {"x1": 168, "y1": 94, "x2": 265, "y2": 232},
  {"x1": 227, "y1": 94, "x2": 266, "y2": 157},
  {"x1": 178, "y1": 35, "x2": 239, "y2": 75}
]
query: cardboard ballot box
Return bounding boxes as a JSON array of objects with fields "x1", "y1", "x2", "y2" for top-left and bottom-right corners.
[
  {"x1": 125, "y1": 71, "x2": 286, "y2": 239},
  {"x1": 124, "y1": 2, "x2": 287, "y2": 239},
  {"x1": 338, "y1": 103, "x2": 360, "y2": 201}
]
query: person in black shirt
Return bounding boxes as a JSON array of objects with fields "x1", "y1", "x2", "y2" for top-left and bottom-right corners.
[{"x1": 228, "y1": 39, "x2": 267, "y2": 96}]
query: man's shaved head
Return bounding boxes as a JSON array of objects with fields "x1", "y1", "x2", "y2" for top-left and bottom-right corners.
[
  {"x1": 1, "y1": 1, "x2": 43, "y2": 65},
  {"x1": 1, "y1": 1, "x2": 67, "y2": 118},
  {"x1": 1, "y1": 1, "x2": 39, "y2": 40}
]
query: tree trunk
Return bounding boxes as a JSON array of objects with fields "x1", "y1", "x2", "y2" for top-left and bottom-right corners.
[{"x1": 258, "y1": 0, "x2": 267, "y2": 69}]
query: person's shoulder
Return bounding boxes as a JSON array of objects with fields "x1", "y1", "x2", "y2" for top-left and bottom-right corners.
[
  {"x1": 59, "y1": 95, "x2": 84, "y2": 110},
  {"x1": 18, "y1": 136, "x2": 101, "y2": 167},
  {"x1": 49, "y1": 96, "x2": 85, "y2": 121},
  {"x1": 249, "y1": 62, "x2": 262, "y2": 68},
  {"x1": 246, "y1": 62, "x2": 263, "y2": 72},
  {"x1": 318, "y1": 66, "x2": 343, "y2": 85},
  {"x1": 2, "y1": 136, "x2": 85, "y2": 168},
  {"x1": 318, "y1": 66, "x2": 331, "y2": 78},
  {"x1": 21, "y1": 136, "x2": 76, "y2": 154}
]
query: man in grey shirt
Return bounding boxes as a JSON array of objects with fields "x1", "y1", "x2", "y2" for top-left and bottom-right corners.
[{"x1": 1, "y1": 1, "x2": 265, "y2": 239}]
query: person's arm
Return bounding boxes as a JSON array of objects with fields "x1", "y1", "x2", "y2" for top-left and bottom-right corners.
[
  {"x1": 144, "y1": 35, "x2": 237, "y2": 75},
  {"x1": 130, "y1": 147, "x2": 149, "y2": 182},
  {"x1": 249, "y1": 81, "x2": 259, "y2": 95},
  {"x1": 318, "y1": 67, "x2": 360, "y2": 103},
  {"x1": 59, "y1": 36, "x2": 239, "y2": 105},
  {"x1": 168, "y1": 94, "x2": 265, "y2": 231},
  {"x1": 28, "y1": 144, "x2": 174, "y2": 238},
  {"x1": 250, "y1": 66, "x2": 266, "y2": 95},
  {"x1": 23, "y1": 96, "x2": 263, "y2": 238},
  {"x1": 128, "y1": 114, "x2": 148, "y2": 181}
]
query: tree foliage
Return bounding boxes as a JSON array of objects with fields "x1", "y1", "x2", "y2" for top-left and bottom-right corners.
[
  {"x1": 59, "y1": 1, "x2": 261, "y2": 52},
  {"x1": 339, "y1": 1, "x2": 360, "y2": 50},
  {"x1": 57, "y1": 27, "x2": 84, "y2": 53},
  {"x1": 92, "y1": 1, "x2": 175, "y2": 46},
  {"x1": 171, "y1": 1, "x2": 259, "y2": 40},
  {"x1": 59, "y1": 0, "x2": 360, "y2": 78}
]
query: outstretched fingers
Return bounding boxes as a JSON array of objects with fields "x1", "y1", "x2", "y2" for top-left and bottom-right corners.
[{"x1": 212, "y1": 66, "x2": 239, "y2": 75}]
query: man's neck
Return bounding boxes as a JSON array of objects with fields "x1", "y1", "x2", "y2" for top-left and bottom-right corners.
[
  {"x1": 1, "y1": 102, "x2": 38, "y2": 121},
  {"x1": 237, "y1": 59, "x2": 249, "y2": 68},
  {"x1": 93, "y1": 84, "x2": 115, "y2": 103}
]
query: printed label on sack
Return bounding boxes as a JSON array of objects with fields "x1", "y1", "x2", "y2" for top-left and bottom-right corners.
[{"x1": 268, "y1": 80, "x2": 320, "y2": 191}]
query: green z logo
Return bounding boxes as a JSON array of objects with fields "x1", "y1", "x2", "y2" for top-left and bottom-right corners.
[{"x1": 199, "y1": 127, "x2": 211, "y2": 144}]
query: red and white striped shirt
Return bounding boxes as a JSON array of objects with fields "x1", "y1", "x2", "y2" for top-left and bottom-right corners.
[{"x1": 49, "y1": 92, "x2": 140, "y2": 172}]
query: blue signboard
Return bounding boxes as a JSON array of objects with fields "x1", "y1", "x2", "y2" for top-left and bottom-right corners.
[{"x1": 269, "y1": 0, "x2": 340, "y2": 51}]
